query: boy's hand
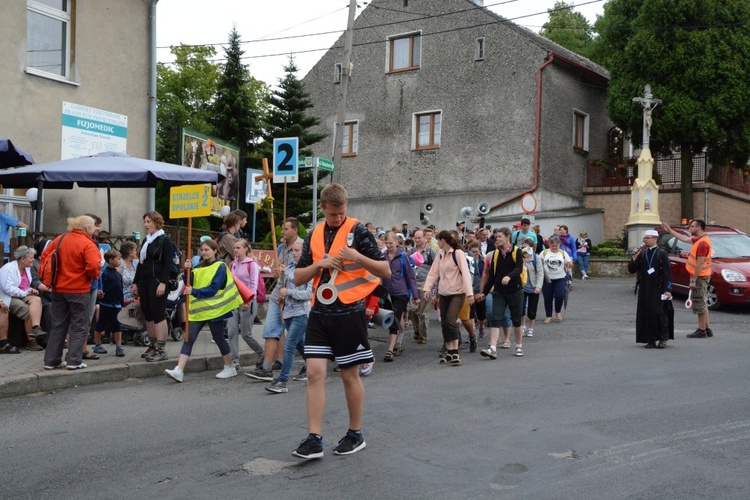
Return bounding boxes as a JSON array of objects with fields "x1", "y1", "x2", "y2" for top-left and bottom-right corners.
[{"x1": 339, "y1": 246, "x2": 361, "y2": 263}]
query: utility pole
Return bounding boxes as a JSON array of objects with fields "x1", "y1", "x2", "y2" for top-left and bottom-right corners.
[{"x1": 332, "y1": 1, "x2": 357, "y2": 183}]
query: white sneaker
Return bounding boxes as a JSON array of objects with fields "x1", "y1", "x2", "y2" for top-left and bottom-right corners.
[
  {"x1": 526, "y1": 329, "x2": 534, "y2": 338},
  {"x1": 360, "y1": 363, "x2": 373, "y2": 376},
  {"x1": 165, "y1": 367, "x2": 184, "y2": 382},
  {"x1": 515, "y1": 346, "x2": 524, "y2": 357},
  {"x1": 582, "y1": 273, "x2": 588, "y2": 280},
  {"x1": 216, "y1": 365, "x2": 238, "y2": 379},
  {"x1": 480, "y1": 347, "x2": 497, "y2": 360}
]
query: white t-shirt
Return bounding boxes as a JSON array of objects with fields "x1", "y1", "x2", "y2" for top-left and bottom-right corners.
[{"x1": 541, "y1": 249, "x2": 571, "y2": 280}]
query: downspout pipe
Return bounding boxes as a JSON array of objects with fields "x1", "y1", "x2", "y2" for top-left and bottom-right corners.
[
  {"x1": 491, "y1": 52, "x2": 555, "y2": 212},
  {"x1": 148, "y1": 0, "x2": 159, "y2": 212}
]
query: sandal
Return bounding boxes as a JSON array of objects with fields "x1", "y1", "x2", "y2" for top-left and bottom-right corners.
[
  {"x1": 543, "y1": 318, "x2": 553, "y2": 324},
  {"x1": 82, "y1": 351, "x2": 100, "y2": 360},
  {"x1": 501, "y1": 342, "x2": 511, "y2": 349},
  {"x1": 1, "y1": 344, "x2": 22, "y2": 354},
  {"x1": 555, "y1": 313, "x2": 563, "y2": 322},
  {"x1": 383, "y1": 351, "x2": 394, "y2": 362}
]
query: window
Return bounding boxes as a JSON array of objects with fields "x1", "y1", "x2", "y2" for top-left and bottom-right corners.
[
  {"x1": 27, "y1": 0, "x2": 73, "y2": 79},
  {"x1": 334, "y1": 63, "x2": 342, "y2": 83},
  {"x1": 335, "y1": 121, "x2": 358, "y2": 157},
  {"x1": 573, "y1": 110, "x2": 589, "y2": 152},
  {"x1": 475, "y1": 37, "x2": 485, "y2": 60},
  {"x1": 387, "y1": 32, "x2": 421, "y2": 73},
  {"x1": 412, "y1": 111, "x2": 441, "y2": 150}
]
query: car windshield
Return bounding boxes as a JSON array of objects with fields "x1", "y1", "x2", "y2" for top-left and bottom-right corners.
[{"x1": 710, "y1": 234, "x2": 750, "y2": 258}]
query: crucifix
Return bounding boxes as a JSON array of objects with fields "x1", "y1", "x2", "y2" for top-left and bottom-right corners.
[{"x1": 632, "y1": 84, "x2": 662, "y2": 149}]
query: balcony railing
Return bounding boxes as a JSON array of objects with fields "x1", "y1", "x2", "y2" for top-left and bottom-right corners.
[{"x1": 586, "y1": 155, "x2": 750, "y2": 194}]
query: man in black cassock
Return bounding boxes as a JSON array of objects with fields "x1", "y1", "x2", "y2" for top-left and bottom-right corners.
[{"x1": 628, "y1": 230, "x2": 674, "y2": 348}]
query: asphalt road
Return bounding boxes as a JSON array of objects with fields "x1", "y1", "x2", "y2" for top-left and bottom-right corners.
[{"x1": 2, "y1": 278, "x2": 749, "y2": 499}]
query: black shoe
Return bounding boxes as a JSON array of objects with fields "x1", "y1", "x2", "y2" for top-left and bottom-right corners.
[
  {"x1": 292, "y1": 365, "x2": 307, "y2": 382},
  {"x1": 706, "y1": 328, "x2": 714, "y2": 338},
  {"x1": 293, "y1": 435, "x2": 323, "y2": 460},
  {"x1": 332, "y1": 431, "x2": 366, "y2": 456},
  {"x1": 644, "y1": 342, "x2": 657, "y2": 348},
  {"x1": 469, "y1": 337, "x2": 477, "y2": 353},
  {"x1": 687, "y1": 329, "x2": 707, "y2": 338},
  {"x1": 244, "y1": 368, "x2": 273, "y2": 381},
  {"x1": 253, "y1": 317, "x2": 263, "y2": 325},
  {"x1": 271, "y1": 360, "x2": 282, "y2": 371}
]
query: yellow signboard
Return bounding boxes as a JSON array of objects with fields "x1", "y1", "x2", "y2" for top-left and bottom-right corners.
[{"x1": 170, "y1": 184, "x2": 212, "y2": 219}]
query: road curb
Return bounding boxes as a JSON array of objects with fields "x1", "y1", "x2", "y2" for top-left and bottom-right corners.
[{"x1": 0, "y1": 352, "x2": 262, "y2": 399}]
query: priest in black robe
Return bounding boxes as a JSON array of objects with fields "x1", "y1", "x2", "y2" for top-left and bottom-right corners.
[{"x1": 628, "y1": 230, "x2": 674, "y2": 348}]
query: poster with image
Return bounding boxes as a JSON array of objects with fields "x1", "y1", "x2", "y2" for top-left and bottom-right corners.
[{"x1": 180, "y1": 127, "x2": 240, "y2": 216}]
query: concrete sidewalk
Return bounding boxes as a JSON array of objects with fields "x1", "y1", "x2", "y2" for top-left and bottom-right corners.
[{"x1": 0, "y1": 329, "x2": 263, "y2": 399}]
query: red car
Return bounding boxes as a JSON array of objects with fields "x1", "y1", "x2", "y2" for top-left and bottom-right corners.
[{"x1": 656, "y1": 225, "x2": 750, "y2": 310}]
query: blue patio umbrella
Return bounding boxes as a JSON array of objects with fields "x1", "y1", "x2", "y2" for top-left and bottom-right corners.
[
  {"x1": 0, "y1": 138, "x2": 34, "y2": 168},
  {"x1": 0, "y1": 151, "x2": 221, "y2": 232}
]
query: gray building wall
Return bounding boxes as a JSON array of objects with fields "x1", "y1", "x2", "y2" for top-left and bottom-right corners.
[
  {"x1": 0, "y1": 0, "x2": 151, "y2": 235},
  {"x1": 302, "y1": 0, "x2": 613, "y2": 231}
]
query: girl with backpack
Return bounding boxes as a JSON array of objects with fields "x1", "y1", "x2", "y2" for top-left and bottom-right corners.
[
  {"x1": 540, "y1": 236, "x2": 573, "y2": 324},
  {"x1": 520, "y1": 238, "x2": 545, "y2": 338},
  {"x1": 226, "y1": 239, "x2": 264, "y2": 372},
  {"x1": 382, "y1": 232, "x2": 419, "y2": 362}
]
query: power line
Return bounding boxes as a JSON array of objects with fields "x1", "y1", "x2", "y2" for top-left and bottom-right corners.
[{"x1": 158, "y1": 0, "x2": 606, "y2": 66}]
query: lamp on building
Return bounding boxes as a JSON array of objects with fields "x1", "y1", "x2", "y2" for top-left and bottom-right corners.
[{"x1": 25, "y1": 187, "x2": 40, "y2": 233}]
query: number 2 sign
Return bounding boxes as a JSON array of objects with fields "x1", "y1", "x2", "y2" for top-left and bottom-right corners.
[{"x1": 273, "y1": 137, "x2": 299, "y2": 183}]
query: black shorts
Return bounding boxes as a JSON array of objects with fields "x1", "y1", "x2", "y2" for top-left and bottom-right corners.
[
  {"x1": 95, "y1": 306, "x2": 121, "y2": 334},
  {"x1": 304, "y1": 309, "x2": 374, "y2": 368}
]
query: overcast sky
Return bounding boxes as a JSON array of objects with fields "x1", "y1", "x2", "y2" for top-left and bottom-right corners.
[{"x1": 156, "y1": 0, "x2": 606, "y2": 86}]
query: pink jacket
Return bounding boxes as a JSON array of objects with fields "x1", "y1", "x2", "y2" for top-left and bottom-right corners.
[{"x1": 423, "y1": 248, "x2": 473, "y2": 297}]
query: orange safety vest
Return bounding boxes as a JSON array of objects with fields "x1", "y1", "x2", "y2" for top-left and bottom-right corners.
[
  {"x1": 685, "y1": 235, "x2": 712, "y2": 278},
  {"x1": 310, "y1": 217, "x2": 379, "y2": 305}
]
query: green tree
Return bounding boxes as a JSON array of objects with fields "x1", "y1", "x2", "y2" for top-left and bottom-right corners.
[
  {"x1": 258, "y1": 56, "x2": 327, "y2": 233},
  {"x1": 155, "y1": 44, "x2": 221, "y2": 221},
  {"x1": 540, "y1": 1, "x2": 595, "y2": 58},
  {"x1": 593, "y1": 0, "x2": 750, "y2": 219},
  {"x1": 210, "y1": 28, "x2": 268, "y2": 227}
]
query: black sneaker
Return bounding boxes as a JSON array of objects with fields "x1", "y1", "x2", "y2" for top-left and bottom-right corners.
[
  {"x1": 706, "y1": 328, "x2": 714, "y2": 338},
  {"x1": 469, "y1": 337, "x2": 477, "y2": 353},
  {"x1": 293, "y1": 435, "x2": 323, "y2": 460},
  {"x1": 332, "y1": 431, "x2": 366, "y2": 456},
  {"x1": 145, "y1": 349, "x2": 168, "y2": 362},
  {"x1": 271, "y1": 360, "x2": 282, "y2": 371},
  {"x1": 292, "y1": 366, "x2": 307, "y2": 382},
  {"x1": 687, "y1": 329, "x2": 707, "y2": 338},
  {"x1": 245, "y1": 368, "x2": 273, "y2": 381}
]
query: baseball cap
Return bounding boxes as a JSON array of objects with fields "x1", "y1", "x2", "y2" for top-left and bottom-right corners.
[
  {"x1": 199, "y1": 235, "x2": 212, "y2": 243},
  {"x1": 456, "y1": 221, "x2": 465, "y2": 227}
]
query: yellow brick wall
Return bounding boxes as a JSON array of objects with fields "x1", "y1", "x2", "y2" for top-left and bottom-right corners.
[{"x1": 584, "y1": 183, "x2": 750, "y2": 239}]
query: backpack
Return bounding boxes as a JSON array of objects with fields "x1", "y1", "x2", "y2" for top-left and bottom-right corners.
[
  {"x1": 492, "y1": 246, "x2": 527, "y2": 287},
  {"x1": 232, "y1": 259, "x2": 262, "y2": 301},
  {"x1": 398, "y1": 253, "x2": 414, "y2": 299},
  {"x1": 38, "y1": 232, "x2": 69, "y2": 289},
  {"x1": 156, "y1": 236, "x2": 180, "y2": 290}
]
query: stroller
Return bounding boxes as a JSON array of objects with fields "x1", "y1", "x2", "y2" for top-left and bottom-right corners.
[{"x1": 117, "y1": 277, "x2": 185, "y2": 346}]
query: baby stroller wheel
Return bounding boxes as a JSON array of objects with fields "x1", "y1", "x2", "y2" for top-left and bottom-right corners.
[
  {"x1": 171, "y1": 326, "x2": 184, "y2": 342},
  {"x1": 140, "y1": 332, "x2": 151, "y2": 346},
  {"x1": 133, "y1": 332, "x2": 143, "y2": 346}
]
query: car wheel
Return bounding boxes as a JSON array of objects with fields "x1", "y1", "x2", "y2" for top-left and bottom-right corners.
[{"x1": 706, "y1": 284, "x2": 720, "y2": 310}]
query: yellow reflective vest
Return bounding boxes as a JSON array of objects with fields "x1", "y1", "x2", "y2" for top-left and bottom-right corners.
[{"x1": 188, "y1": 261, "x2": 243, "y2": 322}]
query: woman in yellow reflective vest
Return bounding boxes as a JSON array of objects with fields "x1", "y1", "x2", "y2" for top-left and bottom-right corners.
[{"x1": 165, "y1": 239, "x2": 243, "y2": 383}]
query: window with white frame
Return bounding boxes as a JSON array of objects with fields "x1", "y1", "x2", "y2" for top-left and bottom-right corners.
[
  {"x1": 27, "y1": 0, "x2": 73, "y2": 79},
  {"x1": 412, "y1": 111, "x2": 441, "y2": 150},
  {"x1": 387, "y1": 32, "x2": 421, "y2": 73},
  {"x1": 335, "y1": 121, "x2": 359, "y2": 157},
  {"x1": 475, "y1": 37, "x2": 485, "y2": 60},
  {"x1": 573, "y1": 110, "x2": 589, "y2": 152},
  {"x1": 334, "y1": 63, "x2": 342, "y2": 83}
]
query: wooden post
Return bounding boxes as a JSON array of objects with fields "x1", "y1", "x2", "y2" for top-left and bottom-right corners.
[
  {"x1": 255, "y1": 158, "x2": 284, "y2": 321},
  {"x1": 184, "y1": 218, "x2": 192, "y2": 342}
]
